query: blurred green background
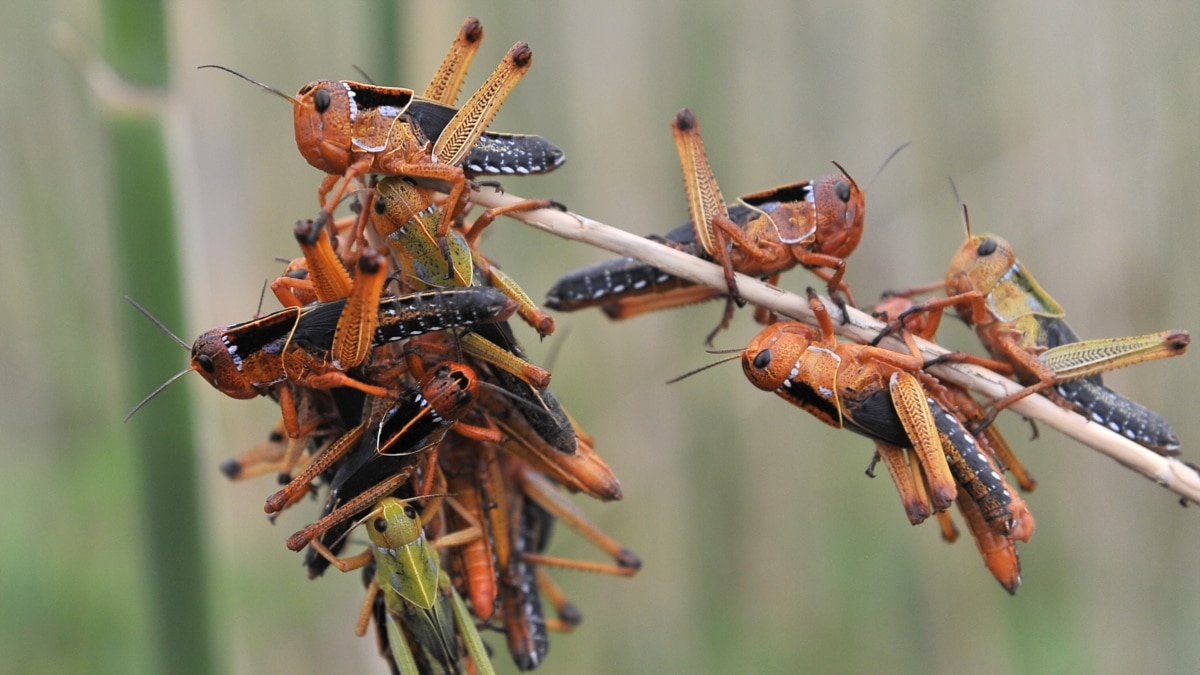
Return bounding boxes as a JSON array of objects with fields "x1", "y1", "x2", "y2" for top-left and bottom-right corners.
[{"x1": 3, "y1": 1, "x2": 1199, "y2": 673}]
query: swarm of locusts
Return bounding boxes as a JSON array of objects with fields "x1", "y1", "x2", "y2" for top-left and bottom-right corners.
[
  {"x1": 546, "y1": 108, "x2": 1191, "y2": 594},
  {"x1": 132, "y1": 19, "x2": 641, "y2": 673},
  {"x1": 130, "y1": 15, "x2": 1191, "y2": 674}
]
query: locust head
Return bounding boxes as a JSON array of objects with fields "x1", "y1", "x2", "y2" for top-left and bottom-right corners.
[
  {"x1": 945, "y1": 233, "x2": 1018, "y2": 323},
  {"x1": 292, "y1": 80, "x2": 359, "y2": 174},
  {"x1": 742, "y1": 322, "x2": 819, "y2": 393},
  {"x1": 190, "y1": 327, "x2": 261, "y2": 400},
  {"x1": 810, "y1": 168, "x2": 865, "y2": 258}
]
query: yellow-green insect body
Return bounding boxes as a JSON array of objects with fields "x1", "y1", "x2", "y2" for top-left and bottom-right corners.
[
  {"x1": 374, "y1": 177, "x2": 475, "y2": 289},
  {"x1": 371, "y1": 174, "x2": 557, "y2": 339},
  {"x1": 986, "y1": 260, "x2": 1066, "y2": 326},
  {"x1": 369, "y1": 498, "x2": 442, "y2": 610},
  {"x1": 944, "y1": 231, "x2": 1188, "y2": 453},
  {"x1": 367, "y1": 497, "x2": 495, "y2": 675}
]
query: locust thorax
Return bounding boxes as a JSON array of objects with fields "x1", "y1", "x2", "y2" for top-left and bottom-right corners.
[{"x1": 421, "y1": 362, "x2": 480, "y2": 418}]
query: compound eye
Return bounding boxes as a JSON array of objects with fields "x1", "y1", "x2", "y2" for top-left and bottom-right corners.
[
  {"x1": 313, "y1": 88, "x2": 332, "y2": 113},
  {"x1": 373, "y1": 197, "x2": 387, "y2": 214},
  {"x1": 752, "y1": 349, "x2": 773, "y2": 370},
  {"x1": 372, "y1": 517, "x2": 388, "y2": 533},
  {"x1": 403, "y1": 506, "x2": 417, "y2": 520},
  {"x1": 835, "y1": 180, "x2": 852, "y2": 203},
  {"x1": 196, "y1": 354, "x2": 216, "y2": 374},
  {"x1": 976, "y1": 238, "x2": 998, "y2": 257}
]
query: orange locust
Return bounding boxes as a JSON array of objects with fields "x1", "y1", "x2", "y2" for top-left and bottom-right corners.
[
  {"x1": 546, "y1": 109, "x2": 898, "y2": 343},
  {"x1": 870, "y1": 292, "x2": 1035, "y2": 594},
  {"x1": 740, "y1": 289, "x2": 1030, "y2": 538},
  {"x1": 201, "y1": 18, "x2": 550, "y2": 259}
]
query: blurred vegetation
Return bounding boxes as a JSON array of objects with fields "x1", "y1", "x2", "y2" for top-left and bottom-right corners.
[
  {"x1": 100, "y1": 0, "x2": 213, "y2": 672},
  {"x1": 2, "y1": 1, "x2": 1198, "y2": 674}
]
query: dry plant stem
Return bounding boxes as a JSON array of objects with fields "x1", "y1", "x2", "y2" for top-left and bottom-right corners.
[{"x1": 471, "y1": 185, "x2": 1200, "y2": 506}]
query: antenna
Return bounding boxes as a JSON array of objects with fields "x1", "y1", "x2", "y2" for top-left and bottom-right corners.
[
  {"x1": 197, "y1": 65, "x2": 299, "y2": 105},
  {"x1": 665, "y1": 348, "x2": 743, "y2": 385},
  {"x1": 123, "y1": 296, "x2": 191, "y2": 421}
]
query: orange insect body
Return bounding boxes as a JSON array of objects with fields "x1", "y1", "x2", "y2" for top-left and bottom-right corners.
[
  {"x1": 290, "y1": 79, "x2": 418, "y2": 177},
  {"x1": 713, "y1": 177, "x2": 864, "y2": 279},
  {"x1": 742, "y1": 294, "x2": 958, "y2": 512},
  {"x1": 189, "y1": 285, "x2": 516, "y2": 446},
  {"x1": 441, "y1": 438, "x2": 500, "y2": 621},
  {"x1": 190, "y1": 307, "x2": 350, "y2": 400},
  {"x1": 744, "y1": 291, "x2": 1031, "y2": 540},
  {"x1": 671, "y1": 109, "x2": 864, "y2": 292},
  {"x1": 743, "y1": 293, "x2": 1034, "y2": 591},
  {"x1": 874, "y1": 293, "x2": 1037, "y2": 494},
  {"x1": 546, "y1": 109, "x2": 872, "y2": 342},
  {"x1": 300, "y1": 41, "x2": 533, "y2": 243},
  {"x1": 277, "y1": 360, "x2": 487, "y2": 536},
  {"x1": 204, "y1": 16, "x2": 540, "y2": 262}
]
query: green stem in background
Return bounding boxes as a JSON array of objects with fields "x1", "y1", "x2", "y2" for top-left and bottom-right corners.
[
  {"x1": 101, "y1": 1, "x2": 215, "y2": 673},
  {"x1": 371, "y1": 0, "x2": 403, "y2": 85}
]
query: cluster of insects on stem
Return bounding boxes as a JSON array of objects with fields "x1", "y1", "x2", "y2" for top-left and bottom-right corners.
[
  {"x1": 132, "y1": 18, "x2": 638, "y2": 674},
  {"x1": 540, "y1": 109, "x2": 1191, "y2": 595},
  {"x1": 124, "y1": 12, "x2": 1195, "y2": 673}
]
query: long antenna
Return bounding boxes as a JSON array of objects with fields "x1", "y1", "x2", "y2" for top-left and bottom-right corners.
[
  {"x1": 123, "y1": 296, "x2": 193, "y2": 422},
  {"x1": 197, "y1": 65, "x2": 299, "y2": 105},
  {"x1": 124, "y1": 367, "x2": 192, "y2": 422},
  {"x1": 947, "y1": 177, "x2": 972, "y2": 238},
  {"x1": 831, "y1": 160, "x2": 859, "y2": 193},
  {"x1": 864, "y1": 141, "x2": 911, "y2": 194},
  {"x1": 126, "y1": 296, "x2": 190, "y2": 350},
  {"x1": 665, "y1": 349, "x2": 742, "y2": 385},
  {"x1": 351, "y1": 65, "x2": 377, "y2": 85}
]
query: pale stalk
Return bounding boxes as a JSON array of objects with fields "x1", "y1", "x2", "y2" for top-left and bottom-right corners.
[{"x1": 471, "y1": 186, "x2": 1200, "y2": 505}]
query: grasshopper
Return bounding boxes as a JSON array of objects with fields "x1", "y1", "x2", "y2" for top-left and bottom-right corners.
[
  {"x1": 271, "y1": 360, "x2": 494, "y2": 521},
  {"x1": 202, "y1": 18, "x2": 551, "y2": 255},
  {"x1": 310, "y1": 496, "x2": 496, "y2": 675},
  {"x1": 872, "y1": 293, "x2": 1038, "y2": 494},
  {"x1": 734, "y1": 290, "x2": 1033, "y2": 591},
  {"x1": 372, "y1": 175, "x2": 562, "y2": 337},
  {"x1": 881, "y1": 205, "x2": 1189, "y2": 454},
  {"x1": 741, "y1": 290, "x2": 1032, "y2": 542},
  {"x1": 190, "y1": 287, "x2": 514, "y2": 429},
  {"x1": 128, "y1": 282, "x2": 516, "y2": 440},
  {"x1": 546, "y1": 108, "x2": 893, "y2": 344}
]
